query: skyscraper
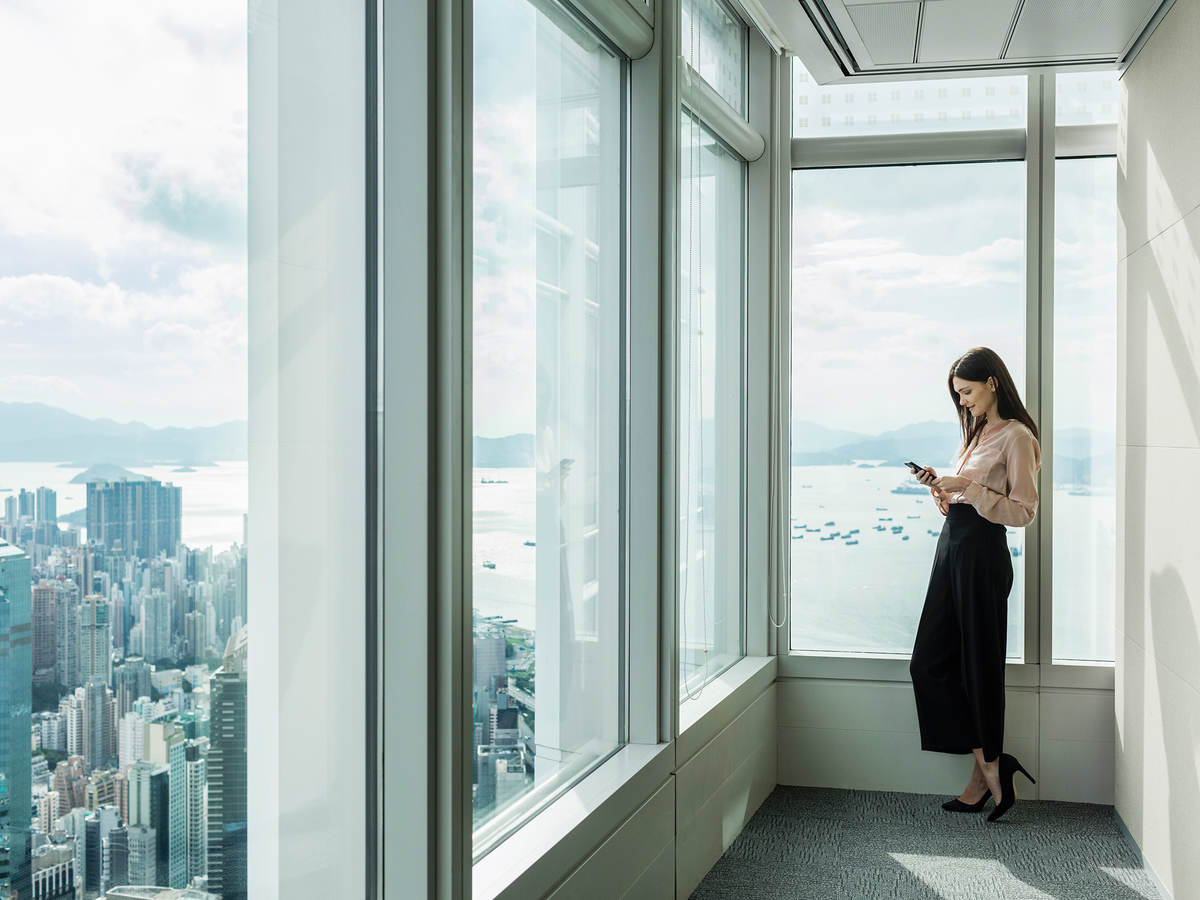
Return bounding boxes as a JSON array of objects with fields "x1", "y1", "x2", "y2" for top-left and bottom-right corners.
[
  {"x1": 34, "y1": 488, "x2": 56, "y2": 524},
  {"x1": 53, "y1": 580, "x2": 79, "y2": 689},
  {"x1": 81, "y1": 679, "x2": 115, "y2": 773},
  {"x1": 113, "y1": 657, "x2": 152, "y2": 719},
  {"x1": 128, "y1": 760, "x2": 170, "y2": 886},
  {"x1": 78, "y1": 594, "x2": 112, "y2": 684},
  {"x1": 169, "y1": 738, "x2": 207, "y2": 888},
  {"x1": 140, "y1": 590, "x2": 171, "y2": 662},
  {"x1": 86, "y1": 478, "x2": 182, "y2": 559},
  {"x1": 207, "y1": 627, "x2": 247, "y2": 899},
  {"x1": 16, "y1": 489, "x2": 34, "y2": 520},
  {"x1": 30, "y1": 581, "x2": 57, "y2": 685},
  {"x1": 0, "y1": 541, "x2": 32, "y2": 900},
  {"x1": 183, "y1": 610, "x2": 205, "y2": 662}
]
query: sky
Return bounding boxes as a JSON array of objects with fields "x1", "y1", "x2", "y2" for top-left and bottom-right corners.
[{"x1": 0, "y1": 0, "x2": 247, "y2": 428}]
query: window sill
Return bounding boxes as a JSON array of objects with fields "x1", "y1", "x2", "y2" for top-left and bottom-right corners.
[
  {"x1": 678, "y1": 655, "x2": 776, "y2": 766},
  {"x1": 472, "y1": 741, "x2": 673, "y2": 900},
  {"x1": 779, "y1": 652, "x2": 1114, "y2": 690}
]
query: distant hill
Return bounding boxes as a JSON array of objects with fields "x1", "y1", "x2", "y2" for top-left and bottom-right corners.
[
  {"x1": 0, "y1": 402, "x2": 246, "y2": 464},
  {"x1": 792, "y1": 420, "x2": 961, "y2": 467},
  {"x1": 474, "y1": 434, "x2": 534, "y2": 468},
  {"x1": 790, "y1": 420, "x2": 869, "y2": 455},
  {"x1": 69, "y1": 463, "x2": 148, "y2": 484}
]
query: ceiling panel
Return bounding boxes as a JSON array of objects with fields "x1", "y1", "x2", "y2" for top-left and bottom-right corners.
[
  {"x1": 918, "y1": 0, "x2": 1021, "y2": 63},
  {"x1": 847, "y1": 2, "x2": 920, "y2": 65},
  {"x1": 1006, "y1": 0, "x2": 1162, "y2": 59}
]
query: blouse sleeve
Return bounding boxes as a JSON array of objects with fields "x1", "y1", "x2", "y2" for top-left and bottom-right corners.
[{"x1": 961, "y1": 429, "x2": 1041, "y2": 526}]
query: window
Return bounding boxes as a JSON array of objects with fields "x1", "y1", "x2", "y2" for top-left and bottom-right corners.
[
  {"x1": 471, "y1": 0, "x2": 624, "y2": 854},
  {"x1": 679, "y1": 111, "x2": 746, "y2": 697},
  {"x1": 0, "y1": 6, "x2": 249, "y2": 897},
  {"x1": 1051, "y1": 158, "x2": 1117, "y2": 664},
  {"x1": 789, "y1": 162, "x2": 1027, "y2": 658},
  {"x1": 792, "y1": 61, "x2": 1025, "y2": 137},
  {"x1": 1056, "y1": 71, "x2": 1119, "y2": 125},
  {"x1": 682, "y1": 0, "x2": 748, "y2": 116}
]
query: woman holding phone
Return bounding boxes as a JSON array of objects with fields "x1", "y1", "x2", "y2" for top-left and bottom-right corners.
[{"x1": 908, "y1": 347, "x2": 1041, "y2": 822}]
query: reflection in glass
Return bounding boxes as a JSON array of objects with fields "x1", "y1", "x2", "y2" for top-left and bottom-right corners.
[
  {"x1": 1055, "y1": 71, "x2": 1119, "y2": 126},
  {"x1": 1052, "y1": 157, "x2": 1117, "y2": 663},
  {"x1": 681, "y1": 0, "x2": 747, "y2": 117},
  {"x1": 790, "y1": 163, "x2": 1026, "y2": 658},
  {"x1": 471, "y1": 0, "x2": 622, "y2": 852},
  {"x1": 679, "y1": 112, "x2": 745, "y2": 697},
  {"x1": 792, "y1": 60, "x2": 1026, "y2": 138}
]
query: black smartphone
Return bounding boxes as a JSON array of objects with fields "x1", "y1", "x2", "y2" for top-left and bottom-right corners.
[{"x1": 905, "y1": 461, "x2": 926, "y2": 475}]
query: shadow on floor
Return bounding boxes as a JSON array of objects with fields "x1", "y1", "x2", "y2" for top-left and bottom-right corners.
[{"x1": 690, "y1": 786, "x2": 1162, "y2": 900}]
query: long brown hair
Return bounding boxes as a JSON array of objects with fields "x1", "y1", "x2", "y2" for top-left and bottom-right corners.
[{"x1": 948, "y1": 347, "x2": 1039, "y2": 456}]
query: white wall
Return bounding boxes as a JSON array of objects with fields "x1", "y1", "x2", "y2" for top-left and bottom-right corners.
[{"x1": 1117, "y1": 0, "x2": 1200, "y2": 896}]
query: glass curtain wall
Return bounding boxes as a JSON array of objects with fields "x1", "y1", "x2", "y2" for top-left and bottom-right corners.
[
  {"x1": 471, "y1": 0, "x2": 624, "y2": 853},
  {"x1": 678, "y1": 0, "x2": 747, "y2": 699},
  {"x1": 1052, "y1": 73, "x2": 1119, "y2": 664},
  {"x1": 0, "y1": 6, "x2": 248, "y2": 898},
  {"x1": 790, "y1": 160, "x2": 1027, "y2": 657}
]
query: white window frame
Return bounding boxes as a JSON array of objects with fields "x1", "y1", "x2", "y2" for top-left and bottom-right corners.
[{"x1": 779, "y1": 68, "x2": 1117, "y2": 694}]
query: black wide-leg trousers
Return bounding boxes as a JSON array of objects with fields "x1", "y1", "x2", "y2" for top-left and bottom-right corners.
[{"x1": 909, "y1": 502, "x2": 1013, "y2": 763}]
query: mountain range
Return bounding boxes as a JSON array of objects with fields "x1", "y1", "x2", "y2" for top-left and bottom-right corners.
[{"x1": 0, "y1": 402, "x2": 247, "y2": 464}]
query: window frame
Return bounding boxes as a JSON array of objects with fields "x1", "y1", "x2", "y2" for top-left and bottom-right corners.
[{"x1": 780, "y1": 67, "x2": 1117, "y2": 693}]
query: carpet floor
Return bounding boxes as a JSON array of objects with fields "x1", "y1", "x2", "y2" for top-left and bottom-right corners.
[{"x1": 690, "y1": 786, "x2": 1163, "y2": 900}]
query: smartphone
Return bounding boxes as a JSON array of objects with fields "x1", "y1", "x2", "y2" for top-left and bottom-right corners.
[{"x1": 905, "y1": 461, "x2": 926, "y2": 475}]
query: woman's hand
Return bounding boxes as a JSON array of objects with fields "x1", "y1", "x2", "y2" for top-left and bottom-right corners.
[
  {"x1": 915, "y1": 466, "x2": 938, "y2": 486},
  {"x1": 929, "y1": 485, "x2": 950, "y2": 515},
  {"x1": 932, "y1": 474, "x2": 971, "y2": 493}
]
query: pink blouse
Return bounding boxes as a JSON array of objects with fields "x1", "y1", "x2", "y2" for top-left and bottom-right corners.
[{"x1": 946, "y1": 419, "x2": 1041, "y2": 527}]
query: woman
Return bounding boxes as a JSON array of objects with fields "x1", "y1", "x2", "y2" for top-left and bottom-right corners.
[{"x1": 909, "y1": 347, "x2": 1040, "y2": 822}]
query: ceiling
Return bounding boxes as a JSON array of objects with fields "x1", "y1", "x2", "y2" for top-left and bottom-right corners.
[{"x1": 791, "y1": 0, "x2": 1175, "y2": 78}]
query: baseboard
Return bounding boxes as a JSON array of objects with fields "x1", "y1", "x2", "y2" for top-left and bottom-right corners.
[{"x1": 1113, "y1": 807, "x2": 1174, "y2": 900}]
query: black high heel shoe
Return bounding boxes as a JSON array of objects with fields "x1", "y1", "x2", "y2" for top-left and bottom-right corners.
[
  {"x1": 986, "y1": 753, "x2": 1036, "y2": 822},
  {"x1": 942, "y1": 793, "x2": 990, "y2": 813}
]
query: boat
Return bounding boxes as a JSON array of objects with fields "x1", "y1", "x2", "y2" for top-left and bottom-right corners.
[
  {"x1": 845, "y1": 539, "x2": 859, "y2": 545},
  {"x1": 791, "y1": 534, "x2": 804, "y2": 540},
  {"x1": 878, "y1": 516, "x2": 893, "y2": 522},
  {"x1": 829, "y1": 532, "x2": 840, "y2": 538},
  {"x1": 482, "y1": 560, "x2": 496, "y2": 569},
  {"x1": 820, "y1": 535, "x2": 835, "y2": 541},
  {"x1": 523, "y1": 540, "x2": 535, "y2": 547},
  {"x1": 847, "y1": 528, "x2": 860, "y2": 535},
  {"x1": 480, "y1": 478, "x2": 509, "y2": 485},
  {"x1": 873, "y1": 525, "x2": 886, "y2": 532},
  {"x1": 891, "y1": 526, "x2": 904, "y2": 533},
  {"x1": 907, "y1": 514, "x2": 920, "y2": 519},
  {"x1": 824, "y1": 521, "x2": 835, "y2": 527},
  {"x1": 875, "y1": 506, "x2": 887, "y2": 511},
  {"x1": 901, "y1": 535, "x2": 910, "y2": 541}
]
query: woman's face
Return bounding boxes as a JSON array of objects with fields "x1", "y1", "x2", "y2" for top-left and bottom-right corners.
[{"x1": 952, "y1": 375, "x2": 998, "y2": 421}]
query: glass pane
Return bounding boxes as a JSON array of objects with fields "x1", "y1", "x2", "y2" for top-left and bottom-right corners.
[
  {"x1": 679, "y1": 112, "x2": 745, "y2": 697},
  {"x1": 0, "y1": 7, "x2": 247, "y2": 896},
  {"x1": 472, "y1": 0, "x2": 623, "y2": 853},
  {"x1": 682, "y1": 0, "x2": 747, "y2": 117},
  {"x1": 793, "y1": 59, "x2": 1026, "y2": 137},
  {"x1": 1052, "y1": 157, "x2": 1117, "y2": 663},
  {"x1": 790, "y1": 163, "x2": 1027, "y2": 658},
  {"x1": 1056, "y1": 71, "x2": 1119, "y2": 126}
]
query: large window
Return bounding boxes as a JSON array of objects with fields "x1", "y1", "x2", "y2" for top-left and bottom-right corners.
[
  {"x1": 678, "y1": 111, "x2": 746, "y2": 697},
  {"x1": 0, "y1": 6, "x2": 248, "y2": 897},
  {"x1": 789, "y1": 161, "x2": 1027, "y2": 657},
  {"x1": 1052, "y1": 74, "x2": 1118, "y2": 664},
  {"x1": 471, "y1": 0, "x2": 623, "y2": 854}
]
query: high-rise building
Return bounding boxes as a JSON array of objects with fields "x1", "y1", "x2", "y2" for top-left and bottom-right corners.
[
  {"x1": 30, "y1": 581, "x2": 56, "y2": 685},
  {"x1": 78, "y1": 595, "x2": 112, "y2": 685},
  {"x1": 140, "y1": 590, "x2": 171, "y2": 662},
  {"x1": 16, "y1": 489, "x2": 34, "y2": 520},
  {"x1": 113, "y1": 657, "x2": 152, "y2": 719},
  {"x1": 183, "y1": 611, "x2": 205, "y2": 662},
  {"x1": 86, "y1": 478, "x2": 182, "y2": 560},
  {"x1": 2, "y1": 496, "x2": 15, "y2": 526},
  {"x1": 125, "y1": 824, "x2": 158, "y2": 887},
  {"x1": 104, "y1": 824, "x2": 129, "y2": 894},
  {"x1": 53, "y1": 580, "x2": 79, "y2": 689},
  {"x1": 168, "y1": 739, "x2": 207, "y2": 889},
  {"x1": 29, "y1": 844, "x2": 74, "y2": 900},
  {"x1": 0, "y1": 541, "x2": 33, "y2": 900},
  {"x1": 83, "y1": 804, "x2": 119, "y2": 896},
  {"x1": 34, "y1": 488, "x2": 56, "y2": 525},
  {"x1": 128, "y1": 760, "x2": 170, "y2": 886},
  {"x1": 118, "y1": 710, "x2": 147, "y2": 770},
  {"x1": 50, "y1": 757, "x2": 86, "y2": 818},
  {"x1": 80, "y1": 680, "x2": 115, "y2": 773},
  {"x1": 206, "y1": 627, "x2": 246, "y2": 899}
]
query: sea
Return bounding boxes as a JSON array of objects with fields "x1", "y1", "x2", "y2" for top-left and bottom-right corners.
[
  {"x1": 471, "y1": 464, "x2": 1116, "y2": 664},
  {"x1": 0, "y1": 460, "x2": 248, "y2": 551}
]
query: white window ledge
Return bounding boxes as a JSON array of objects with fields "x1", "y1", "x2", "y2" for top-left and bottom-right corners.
[
  {"x1": 779, "y1": 652, "x2": 1113, "y2": 690},
  {"x1": 473, "y1": 741, "x2": 673, "y2": 900},
  {"x1": 678, "y1": 655, "x2": 776, "y2": 765}
]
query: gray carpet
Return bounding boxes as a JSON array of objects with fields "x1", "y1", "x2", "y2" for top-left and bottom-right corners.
[{"x1": 691, "y1": 786, "x2": 1163, "y2": 900}]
